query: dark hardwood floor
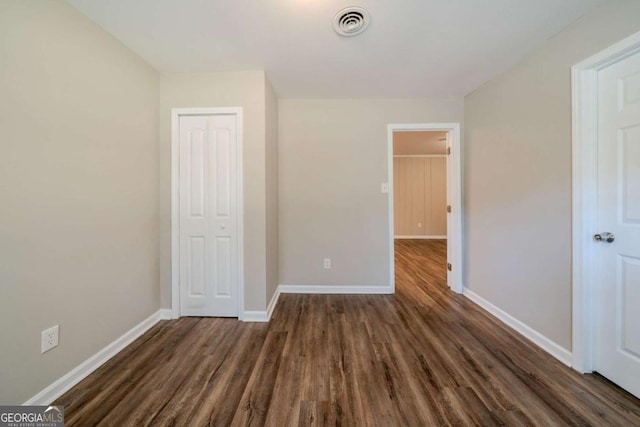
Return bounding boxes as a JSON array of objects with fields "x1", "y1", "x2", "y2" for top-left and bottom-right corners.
[{"x1": 56, "y1": 239, "x2": 640, "y2": 426}]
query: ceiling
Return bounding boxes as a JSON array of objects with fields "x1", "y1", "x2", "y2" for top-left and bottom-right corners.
[
  {"x1": 394, "y1": 131, "x2": 447, "y2": 155},
  {"x1": 65, "y1": 0, "x2": 603, "y2": 98}
]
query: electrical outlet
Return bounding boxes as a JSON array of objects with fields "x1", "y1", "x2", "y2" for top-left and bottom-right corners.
[
  {"x1": 41, "y1": 325, "x2": 59, "y2": 354},
  {"x1": 323, "y1": 258, "x2": 331, "y2": 269}
]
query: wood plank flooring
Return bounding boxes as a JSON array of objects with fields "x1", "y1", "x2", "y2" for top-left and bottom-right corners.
[{"x1": 56, "y1": 239, "x2": 640, "y2": 426}]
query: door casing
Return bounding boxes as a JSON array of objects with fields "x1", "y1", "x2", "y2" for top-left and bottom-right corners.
[
  {"x1": 571, "y1": 30, "x2": 640, "y2": 373},
  {"x1": 171, "y1": 107, "x2": 244, "y2": 319},
  {"x1": 387, "y1": 123, "x2": 463, "y2": 293}
]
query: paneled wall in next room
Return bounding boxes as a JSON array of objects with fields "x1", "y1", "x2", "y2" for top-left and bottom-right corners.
[{"x1": 393, "y1": 131, "x2": 447, "y2": 238}]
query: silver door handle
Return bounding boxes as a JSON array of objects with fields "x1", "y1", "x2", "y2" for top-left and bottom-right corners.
[{"x1": 594, "y1": 232, "x2": 615, "y2": 243}]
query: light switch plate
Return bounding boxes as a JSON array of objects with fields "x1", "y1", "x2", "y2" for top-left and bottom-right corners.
[{"x1": 381, "y1": 183, "x2": 389, "y2": 193}]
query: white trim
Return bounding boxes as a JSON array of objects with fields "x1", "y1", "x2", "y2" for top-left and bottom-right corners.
[
  {"x1": 279, "y1": 284, "x2": 393, "y2": 294},
  {"x1": 241, "y1": 311, "x2": 270, "y2": 322},
  {"x1": 395, "y1": 235, "x2": 447, "y2": 240},
  {"x1": 387, "y1": 123, "x2": 463, "y2": 293},
  {"x1": 160, "y1": 309, "x2": 175, "y2": 320},
  {"x1": 462, "y1": 288, "x2": 573, "y2": 367},
  {"x1": 24, "y1": 310, "x2": 163, "y2": 405},
  {"x1": 571, "y1": 30, "x2": 640, "y2": 373},
  {"x1": 171, "y1": 108, "x2": 244, "y2": 320},
  {"x1": 241, "y1": 286, "x2": 281, "y2": 322},
  {"x1": 393, "y1": 154, "x2": 447, "y2": 158},
  {"x1": 266, "y1": 286, "x2": 280, "y2": 320}
]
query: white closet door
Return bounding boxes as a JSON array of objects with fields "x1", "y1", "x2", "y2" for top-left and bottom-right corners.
[{"x1": 179, "y1": 114, "x2": 238, "y2": 317}]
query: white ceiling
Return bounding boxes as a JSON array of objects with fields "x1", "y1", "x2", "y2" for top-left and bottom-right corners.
[{"x1": 65, "y1": 0, "x2": 603, "y2": 98}]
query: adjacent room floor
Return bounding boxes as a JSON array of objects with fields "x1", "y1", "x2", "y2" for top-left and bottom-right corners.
[{"x1": 56, "y1": 240, "x2": 640, "y2": 425}]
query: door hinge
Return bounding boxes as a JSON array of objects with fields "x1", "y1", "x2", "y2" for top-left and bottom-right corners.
[
  {"x1": 447, "y1": 147, "x2": 451, "y2": 155},
  {"x1": 447, "y1": 205, "x2": 452, "y2": 213},
  {"x1": 447, "y1": 263, "x2": 452, "y2": 271}
]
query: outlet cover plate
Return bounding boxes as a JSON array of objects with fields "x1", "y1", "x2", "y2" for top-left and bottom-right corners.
[{"x1": 41, "y1": 325, "x2": 59, "y2": 353}]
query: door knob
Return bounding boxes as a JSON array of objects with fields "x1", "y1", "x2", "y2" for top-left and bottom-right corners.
[{"x1": 594, "y1": 232, "x2": 615, "y2": 243}]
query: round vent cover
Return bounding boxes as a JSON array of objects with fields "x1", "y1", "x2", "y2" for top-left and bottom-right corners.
[{"x1": 333, "y1": 7, "x2": 370, "y2": 37}]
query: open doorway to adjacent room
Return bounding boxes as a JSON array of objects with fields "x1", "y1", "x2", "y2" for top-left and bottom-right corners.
[
  {"x1": 393, "y1": 130, "x2": 448, "y2": 289},
  {"x1": 387, "y1": 123, "x2": 462, "y2": 295}
]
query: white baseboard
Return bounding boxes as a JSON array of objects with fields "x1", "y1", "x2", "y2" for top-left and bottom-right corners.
[
  {"x1": 160, "y1": 309, "x2": 174, "y2": 320},
  {"x1": 395, "y1": 235, "x2": 447, "y2": 239},
  {"x1": 266, "y1": 287, "x2": 281, "y2": 319},
  {"x1": 241, "y1": 311, "x2": 268, "y2": 322},
  {"x1": 279, "y1": 284, "x2": 394, "y2": 294},
  {"x1": 241, "y1": 286, "x2": 281, "y2": 322},
  {"x1": 24, "y1": 309, "x2": 163, "y2": 406},
  {"x1": 462, "y1": 287, "x2": 572, "y2": 367}
]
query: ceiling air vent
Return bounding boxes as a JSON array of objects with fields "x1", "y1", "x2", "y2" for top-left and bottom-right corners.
[{"x1": 333, "y1": 7, "x2": 370, "y2": 37}]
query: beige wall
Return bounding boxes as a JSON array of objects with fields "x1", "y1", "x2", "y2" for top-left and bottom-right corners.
[
  {"x1": 394, "y1": 157, "x2": 447, "y2": 236},
  {"x1": 464, "y1": 0, "x2": 640, "y2": 350},
  {"x1": 393, "y1": 131, "x2": 448, "y2": 155},
  {"x1": 265, "y1": 78, "x2": 279, "y2": 304},
  {"x1": 279, "y1": 99, "x2": 463, "y2": 287},
  {"x1": 158, "y1": 71, "x2": 273, "y2": 312},
  {"x1": 0, "y1": 1, "x2": 159, "y2": 404}
]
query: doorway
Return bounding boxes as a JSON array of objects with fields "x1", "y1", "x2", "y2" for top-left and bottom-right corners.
[
  {"x1": 572, "y1": 31, "x2": 640, "y2": 398},
  {"x1": 387, "y1": 123, "x2": 462, "y2": 294},
  {"x1": 171, "y1": 108, "x2": 244, "y2": 318},
  {"x1": 393, "y1": 130, "x2": 448, "y2": 290}
]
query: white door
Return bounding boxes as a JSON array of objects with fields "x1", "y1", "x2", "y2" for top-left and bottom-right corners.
[
  {"x1": 179, "y1": 113, "x2": 239, "y2": 317},
  {"x1": 595, "y1": 50, "x2": 640, "y2": 398}
]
